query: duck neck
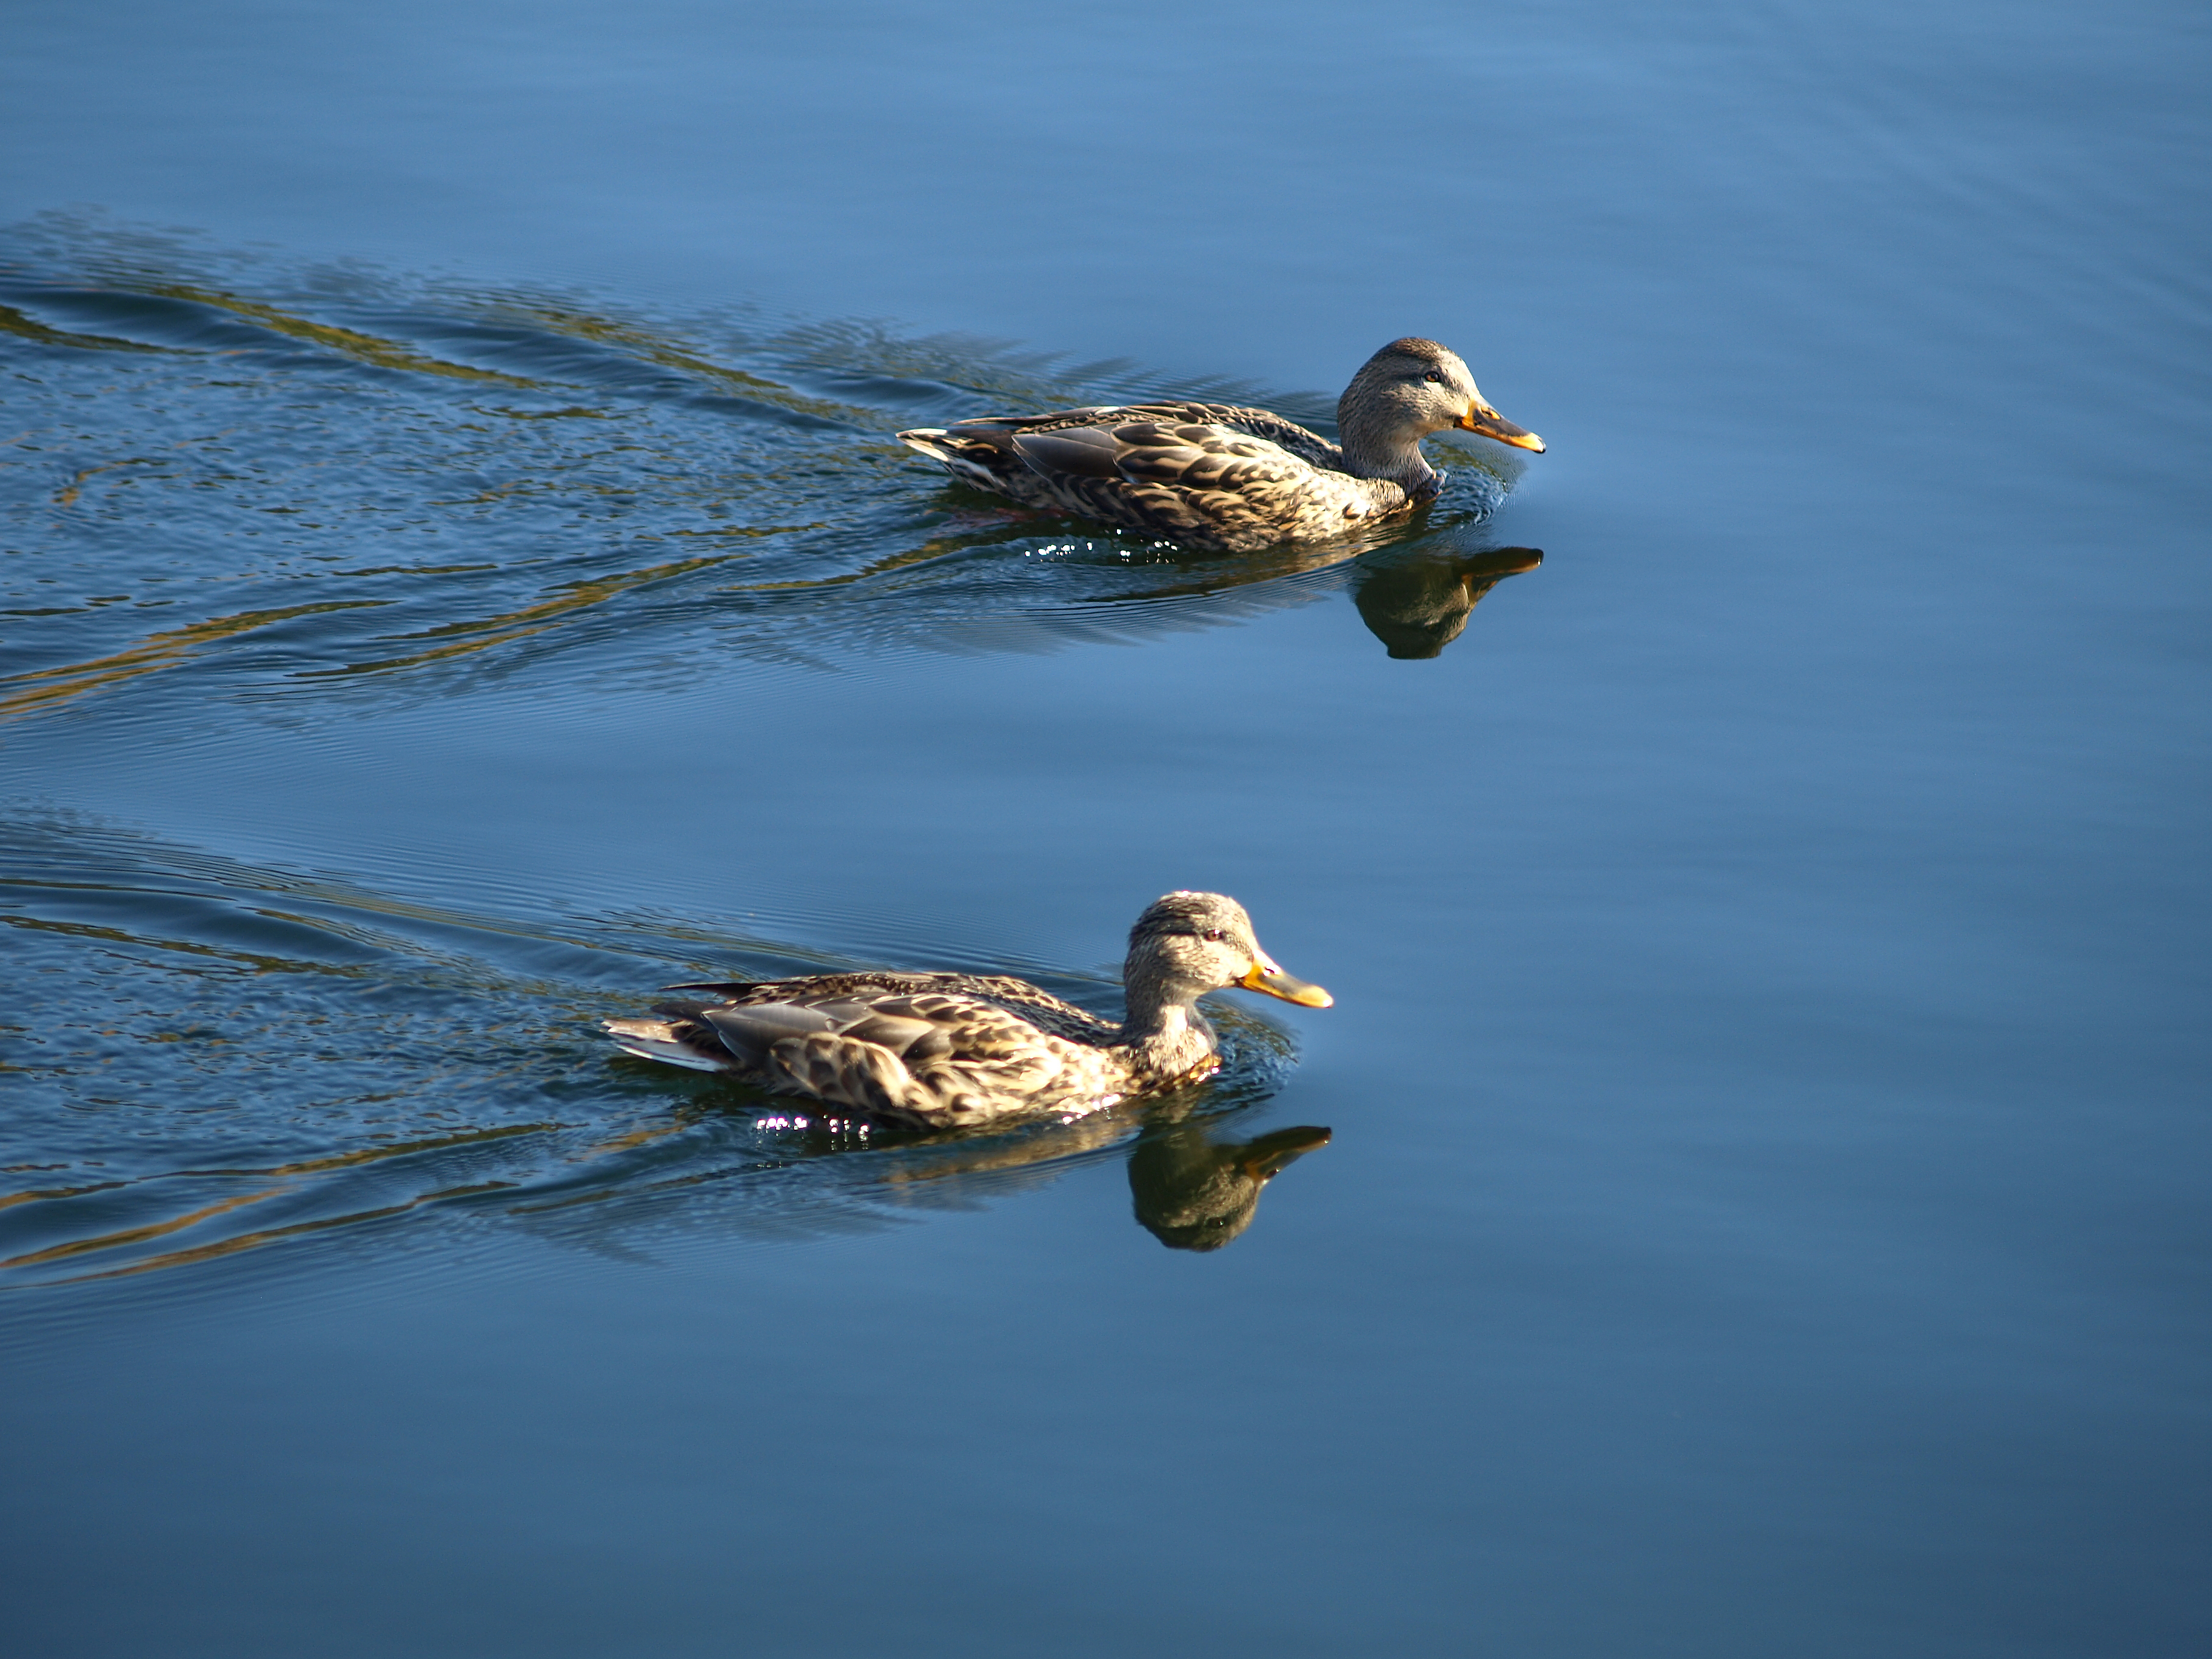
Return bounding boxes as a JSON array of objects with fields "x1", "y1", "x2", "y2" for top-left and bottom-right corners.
[
  {"x1": 1336, "y1": 412, "x2": 1440, "y2": 495},
  {"x1": 1119, "y1": 986, "x2": 1218, "y2": 1081}
]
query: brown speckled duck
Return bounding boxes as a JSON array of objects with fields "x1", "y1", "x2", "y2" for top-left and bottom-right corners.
[
  {"x1": 603, "y1": 892, "x2": 1331, "y2": 1131},
  {"x1": 897, "y1": 337, "x2": 1544, "y2": 552}
]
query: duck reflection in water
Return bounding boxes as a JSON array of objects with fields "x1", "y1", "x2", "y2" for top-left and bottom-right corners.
[
  {"x1": 1126, "y1": 1111, "x2": 1331, "y2": 1252},
  {"x1": 860, "y1": 1097, "x2": 1331, "y2": 1253},
  {"x1": 1352, "y1": 544, "x2": 1543, "y2": 659}
]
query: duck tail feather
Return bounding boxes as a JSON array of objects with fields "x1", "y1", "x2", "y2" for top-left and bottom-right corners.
[
  {"x1": 1011, "y1": 429, "x2": 1124, "y2": 480},
  {"x1": 602, "y1": 1018, "x2": 735, "y2": 1073},
  {"x1": 897, "y1": 427, "x2": 1021, "y2": 489}
]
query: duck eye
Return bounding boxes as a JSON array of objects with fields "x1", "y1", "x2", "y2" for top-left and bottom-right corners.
[
  {"x1": 1201, "y1": 928, "x2": 1227, "y2": 942},
  {"x1": 1423, "y1": 369, "x2": 1444, "y2": 384}
]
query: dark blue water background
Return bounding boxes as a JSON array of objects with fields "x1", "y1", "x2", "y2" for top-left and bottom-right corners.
[{"x1": 3, "y1": 2, "x2": 2207, "y2": 1654}]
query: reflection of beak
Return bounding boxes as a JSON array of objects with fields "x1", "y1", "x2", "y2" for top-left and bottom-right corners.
[
  {"x1": 1238, "y1": 957, "x2": 1334, "y2": 1008},
  {"x1": 1235, "y1": 1125, "x2": 1333, "y2": 1181},
  {"x1": 1456, "y1": 401, "x2": 1546, "y2": 453},
  {"x1": 1463, "y1": 546, "x2": 1544, "y2": 580}
]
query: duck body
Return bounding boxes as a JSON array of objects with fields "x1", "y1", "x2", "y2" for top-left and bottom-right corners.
[
  {"x1": 898, "y1": 401, "x2": 1412, "y2": 553},
  {"x1": 603, "y1": 893, "x2": 1331, "y2": 1132},
  {"x1": 898, "y1": 338, "x2": 1544, "y2": 553}
]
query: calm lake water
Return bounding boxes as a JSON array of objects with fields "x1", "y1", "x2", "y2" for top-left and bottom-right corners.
[{"x1": 4, "y1": 2, "x2": 2207, "y2": 1654}]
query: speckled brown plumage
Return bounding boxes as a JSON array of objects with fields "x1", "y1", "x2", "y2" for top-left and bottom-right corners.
[
  {"x1": 602, "y1": 893, "x2": 1332, "y2": 1131},
  {"x1": 897, "y1": 339, "x2": 1544, "y2": 552}
]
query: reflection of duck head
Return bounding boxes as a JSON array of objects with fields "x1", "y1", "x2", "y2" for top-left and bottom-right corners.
[
  {"x1": 1128, "y1": 1119, "x2": 1332, "y2": 1252},
  {"x1": 1352, "y1": 545, "x2": 1542, "y2": 659}
]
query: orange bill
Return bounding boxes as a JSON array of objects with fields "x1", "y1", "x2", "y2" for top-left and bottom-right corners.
[
  {"x1": 1455, "y1": 402, "x2": 1546, "y2": 452},
  {"x1": 1238, "y1": 961, "x2": 1335, "y2": 1008}
]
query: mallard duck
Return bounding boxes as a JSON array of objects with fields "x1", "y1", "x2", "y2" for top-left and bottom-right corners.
[
  {"x1": 897, "y1": 337, "x2": 1543, "y2": 552},
  {"x1": 603, "y1": 891, "x2": 1331, "y2": 1130}
]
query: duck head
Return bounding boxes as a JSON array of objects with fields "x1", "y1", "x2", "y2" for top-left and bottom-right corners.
[
  {"x1": 1124, "y1": 891, "x2": 1333, "y2": 1016},
  {"x1": 1338, "y1": 338, "x2": 1546, "y2": 485}
]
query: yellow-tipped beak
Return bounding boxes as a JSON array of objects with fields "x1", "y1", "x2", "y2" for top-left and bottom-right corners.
[
  {"x1": 1238, "y1": 960, "x2": 1334, "y2": 1008},
  {"x1": 1456, "y1": 402, "x2": 1546, "y2": 453}
]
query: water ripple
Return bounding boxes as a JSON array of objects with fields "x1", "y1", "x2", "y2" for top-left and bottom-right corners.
[
  {"x1": 0, "y1": 811, "x2": 1316, "y2": 1285},
  {"x1": 0, "y1": 225, "x2": 1535, "y2": 730}
]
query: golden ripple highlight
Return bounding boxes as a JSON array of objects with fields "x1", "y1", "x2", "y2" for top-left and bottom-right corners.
[
  {"x1": 0, "y1": 301, "x2": 169, "y2": 354},
  {"x1": 0, "y1": 600, "x2": 392, "y2": 720},
  {"x1": 148, "y1": 282, "x2": 543, "y2": 386},
  {"x1": 307, "y1": 552, "x2": 754, "y2": 677},
  {"x1": 0, "y1": 1123, "x2": 558, "y2": 1281}
]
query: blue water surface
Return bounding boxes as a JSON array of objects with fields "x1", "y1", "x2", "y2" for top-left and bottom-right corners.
[{"x1": 2, "y1": 2, "x2": 2207, "y2": 1655}]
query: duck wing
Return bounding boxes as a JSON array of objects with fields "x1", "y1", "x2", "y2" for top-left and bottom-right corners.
[
  {"x1": 971, "y1": 401, "x2": 1346, "y2": 472},
  {"x1": 661, "y1": 970, "x2": 1114, "y2": 1042}
]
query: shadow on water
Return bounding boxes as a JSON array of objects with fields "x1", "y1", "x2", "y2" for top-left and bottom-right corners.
[
  {"x1": 0, "y1": 216, "x2": 1543, "y2": 729},
  {"x1": 0, "y1": 809, "x2": 1327, "y2": 1286}
]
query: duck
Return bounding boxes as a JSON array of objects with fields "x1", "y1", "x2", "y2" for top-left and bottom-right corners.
[
  {"x1": 602, "y1": 891, "x2": 1332, "y2": 1131},
  {"x1": 897, "y1": 337, "x2": 1543, "y2": 553}
]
